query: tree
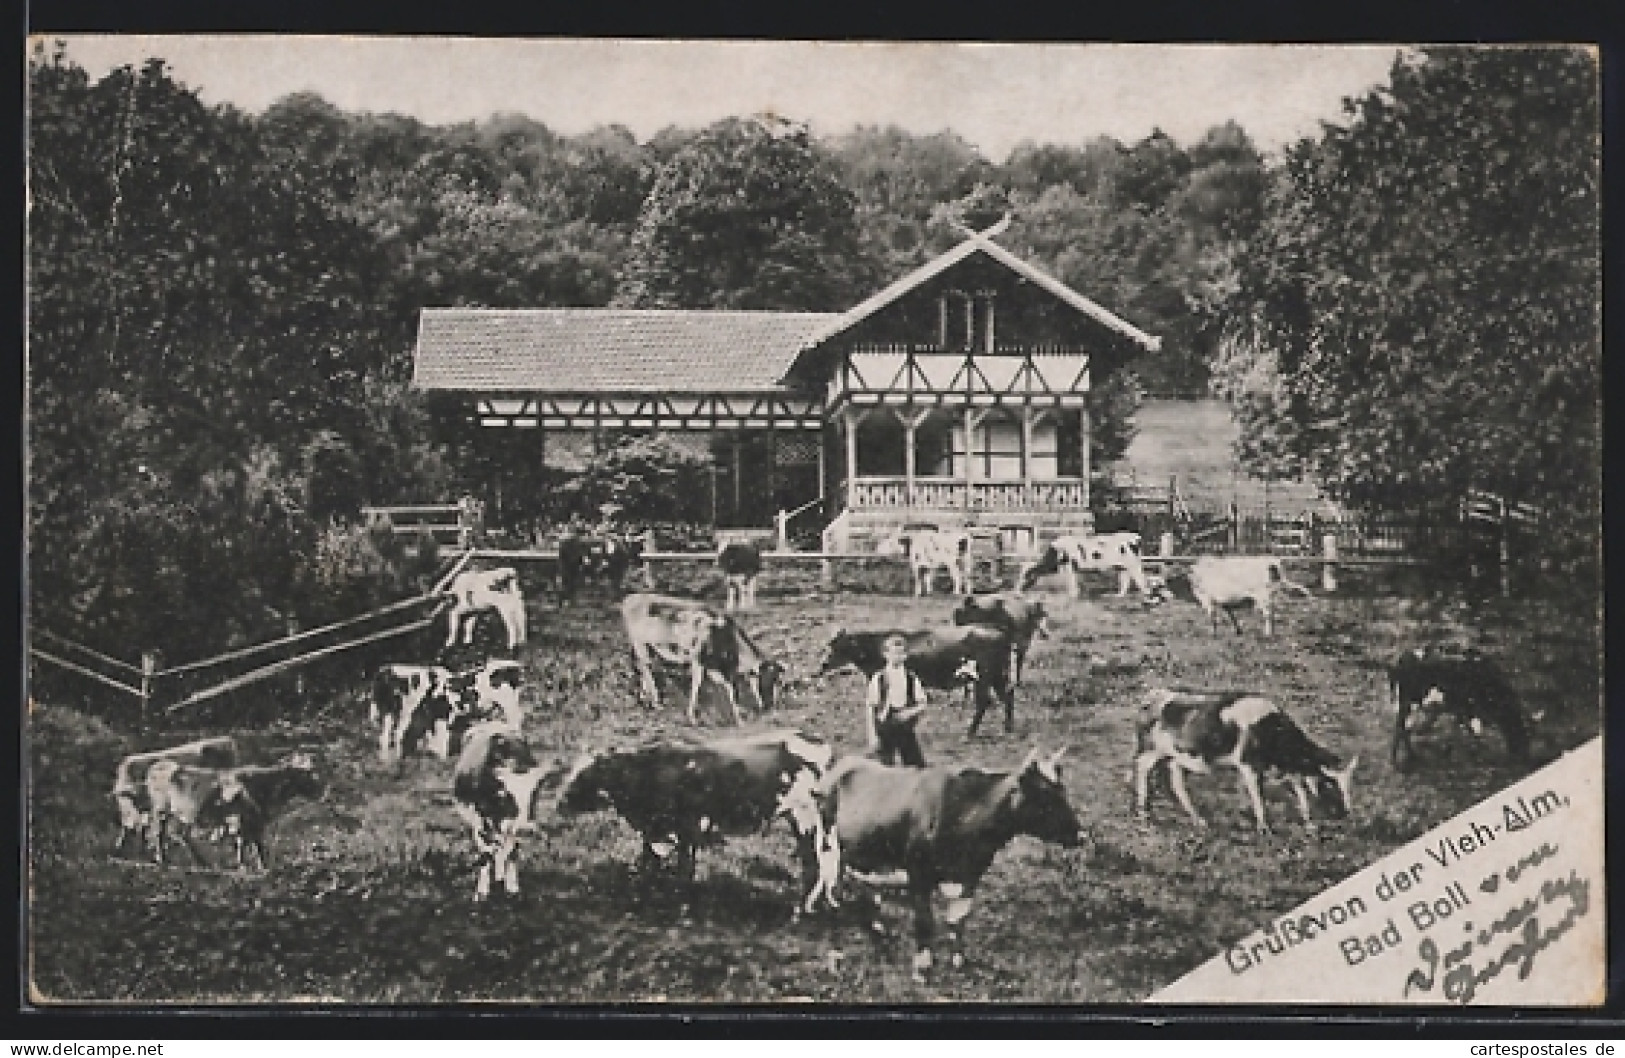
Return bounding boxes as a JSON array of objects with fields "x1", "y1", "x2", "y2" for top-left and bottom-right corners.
[
  {"x1": 614, "y1": 116, "x2": 875, "y2": 310},
  {"x1": 1214, "y1": 47, "x2": 1600, "y2": 559}
]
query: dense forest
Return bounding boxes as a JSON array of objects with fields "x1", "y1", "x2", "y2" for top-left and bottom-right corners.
[{"x1": 27, "y1": 42, "x2": 1599, "y2": 675}]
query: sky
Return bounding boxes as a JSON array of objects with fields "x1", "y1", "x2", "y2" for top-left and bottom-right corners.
[{"x1": 46, "y1": 37, "x2": 1404, "y2": 159}]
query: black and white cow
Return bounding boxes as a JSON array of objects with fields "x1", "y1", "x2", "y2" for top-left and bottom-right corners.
[
  {"x1": 621, "y1": 593, "x2": 783, "y2": 725},
  {"x1": 451, "y1": 723, "x2": 586, "y2": 900},
  {"x1": 558, "y1": 530, "x2": 648, "y2": 605},
  {"x1": 443, "y1": 567, "x2": 527, "y2": 649},
  {"x1": 718, "y1": 541, "x2": 764, "y2": 612},
  {"x1": 372, "y1": 659, "x2": 525, "y2": 761},
  {"x1": 1388, "y1": 647, "x2": 1531, "y2": 769},
  {"x1": 1017, "y1": 532, "x2": 1151, "y2": 598},
  {"x1": 1132, "y1": 688, "x2": 1358, "y2": 833}
]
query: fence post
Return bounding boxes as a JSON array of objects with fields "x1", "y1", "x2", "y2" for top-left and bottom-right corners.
[
  {"x1": 820, "y1": 558, "x2": 835, "y2": 592},
  {"x1": 1499, "y1": 497, "x2": 1511, "y2": 597},
  {"x1": 1228, "y1": 502, "x2": 1239, "y2": 552},
  {"x1": 1322, "y1": 533, "x2": 1338, "y2": 593},
  {"x1": 775, "y1": 510, "x2": 789, "y2": 552},
  {"x1": 287, "y1": 618, "x2": 305, "y2": 703},
  {"x1": 140, "y1": 651, "x2": 159, "y2": 730},
  {"x1": 1159, "y1": 532, "x2": 1174, "y2": 559}
]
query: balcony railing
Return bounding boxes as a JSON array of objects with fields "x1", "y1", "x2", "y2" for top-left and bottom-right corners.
[{"x1": 847, "y1": 476, "x2": 1087, "y2": 511}]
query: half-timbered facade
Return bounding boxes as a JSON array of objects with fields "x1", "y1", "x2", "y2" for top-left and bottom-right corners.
[{"x1": 413, "y1": 226, "x2": 1160, "y2": 551}]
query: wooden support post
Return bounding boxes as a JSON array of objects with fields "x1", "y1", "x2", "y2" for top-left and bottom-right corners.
[
  {"x1": 844, "y1": 408, "x2": 860, "y2": 509},
  {"x1": 1160, "y1": 532, "x2": 1175, "y2": 558},
  {"x1": 900, "y1": 410, "x2": 917, "y2": 504},
  {"x1": 1322, "y1": 533, "x2": 1338, "y2": 593},
  {"x1": 775, "y1": 510, "x2": 789, "y2": 552},
  {"x1": 1020, "y1": 407, "x2": 1035, "y2": 507},
  {"x1": 820, "y1": 558, "x2": 835, "y2": 591},
  {"x1": 984, "y1": 293, "x2": 996, "y2": 354},
  {"x1": 1228, "y1": 501, "x2": 1240, "y2": 552},
  {"x1": 1078, "y1": 405, "x2": 1092, "y2": 513},
  {"x1": 140, "y1": 651, "x2": 159, "y2": 730}
]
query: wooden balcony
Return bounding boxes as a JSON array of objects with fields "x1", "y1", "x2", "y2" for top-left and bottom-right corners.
[{"x1": 846, "y1": 476, "x2": 1087, "y2": 512}]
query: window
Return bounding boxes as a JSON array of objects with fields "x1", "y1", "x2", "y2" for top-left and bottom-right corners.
[
  {"x1": 1056, "y1": 410, "x2": 1085, "y2": 478},
  {"x1": 976, "y1": 411, "x2": 1024, "y2": 481},
  {"x1": 1029, "y1": 417, "x2": 1059, "y2": 480},
  {"x1": 855, "y1": 412, "x2": 905, "y2": 476},
  {"x1": 914, "y1": 414, "x2": 956, "y2": 477}
]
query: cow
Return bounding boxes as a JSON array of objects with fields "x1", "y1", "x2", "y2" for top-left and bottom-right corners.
[
  {"x1": 373, "y1": 659, "x2": 525, "y2": 762},
  {"x1": 718, "y1": 541, "x2": 763, "y2": 612},
  {"x1": 1152, "y1": 555, "x2": 1313, "y2": 636},
  {"x1": 443, "y1": 567, "x2": 527, "y2": 650},
  {"x1": 1388, "y1": 648, "x2": 1530, "y2": 770},
  {"x1": 952, "y1": 593, "x2": 1050, "y2": 688},
  {"x1": 146, "y1": 752, "x2": 323, "y2": 869},
  {"x1": 1132, "y1": 688, "x2": 1358, "y2": 834},
  {"x1": 879, "y1": 527, "x2": 971, "y2": 596},
  {"x1": 558, "y1": 530, "x2": 648, "y2": 605},
  {"x1": 621, "y1": 593, "x2": 783, "y2": 725},
  {"x1": 111, "y1": 736, "x2": 239, "y2": 857},
  {"x1": 451, "y1": 723, "x2": 587, "y2": 900},
  {"x1": 1016, "y1": 532, "x2": 1151, "y2": 598},
  {"x1": 557, "y1": 729, "x2": 833, "y2": 884},
  {"x1": 819, "y1": 625, "x2": 1016, "y2": 736},
  {"x1": 807, "y1": 747, "x2": 1084, "y2": 979}
]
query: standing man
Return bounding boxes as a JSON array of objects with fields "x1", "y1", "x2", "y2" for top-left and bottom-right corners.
[{"x1": 865, "y1": 633, "x2": 930, "y2": 767}]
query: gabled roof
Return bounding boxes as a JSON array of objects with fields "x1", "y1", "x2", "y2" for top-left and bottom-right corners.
[
  {"x1": 413, "y1": 308, "x2": 840, "y2": 393},
  {"x1": 798, "y1": 230, "x2": 1162, "y2": 354}
]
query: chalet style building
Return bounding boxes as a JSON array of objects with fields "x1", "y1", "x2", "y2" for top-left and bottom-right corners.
[{"x1": 412, "y1": 226, "x2": 1160, "y2": 553}]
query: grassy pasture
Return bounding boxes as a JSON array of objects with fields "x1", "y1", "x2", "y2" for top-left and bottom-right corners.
[{"x1": 27, "y1": 563, "x2": 1600, "y2": 1004}]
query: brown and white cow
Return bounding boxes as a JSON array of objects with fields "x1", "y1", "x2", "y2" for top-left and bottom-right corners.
[
  {"x1": 451, "y1": 723, "x2": 586, "y2": 900},
  {"x1": 879, "y1": 528, "x2": 971, "y2": 596},
  {"x1": 808, "y1": 748, "x2": 1084, "y2": 979},
  {"x1": 146, "y1": 752, "x2": 323, "y2": 869},
  {"x1": 111, "y1": 736, "x2": 239, "y2": 856},
  {"x1": 372, "y1": 659, "x2": 525, "y2": 761},
  {"x1": 1152, "y1": 555, "x2": 1313, "y2": 636},
  {"x1": 1132, "y1": 688, "x2": 1358, "y2": 833},
  {"x1": 1017, "y1": 532, "x2": 1151, "y2": 598},
  {"x1": 952, "y1": 593, "x2": 1050, "y2": 688},
  {"x1": 621, "y1": 593, "x2": 783, "y2": 725},
  {"x1": 443, "y1": 567, "x2": 527, "y2": 649}
]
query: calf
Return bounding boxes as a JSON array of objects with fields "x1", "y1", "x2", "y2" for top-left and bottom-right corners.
[
  {"x1": 373, "y1": 659, "x2": 524, "y2": 762},
  {"x1": 558, "y1": 531, "x2": 648, "y2": 604},
  {"x1": 810, "y1": 748, "x2": 1083, "y2": 979},
  {"x1": 451, "y1": 723, "x2": 586, "y2": 900},
  {"x1": 718, "y1": 541, "x2": 763, "y2": 612},
  {"x1": 1154, "y1": 556, "x2": 1313, "y2": 636},
  {"x1": 111, "y1": 736, "x2": 238, "y2": 856},
  {"x1": 952, "y1": 593, "x2": 1050, "y2": 688},
  {"x1": 558, "y1": 729, "x2": 832, "y2": 884},
  {"x1": 147, "y1": 752, "x2": 323, "y2": 869},
  {"x1": 622, "y1": 593, "x2": 783, "y2": 725},
  {"x1": 1133, "y1": 688, "x2": 1358, "y2": 833},
  {"x1": 820, "y1": 625, "x2": 1015, "y2": 736},
  {"x1": 373, "y1": 664, "x2": 446, "y2": 761},
  {"x1": 1017, "y1": 532, "x2": 1150, "y2": 598},
  {"x1": 443, "y1": 567, "x2": 527, "y2": 649},
  {"x1": 1388, "y1": 648, "x2": 1530, "y2": 769},
  {"x1": 880, "y1": 528, "x2": 971, "y2": 596}
]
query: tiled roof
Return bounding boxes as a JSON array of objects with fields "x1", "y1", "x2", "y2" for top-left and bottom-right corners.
[{"x1": 413, "y1": 308, "x2": 840, "y2": 393}]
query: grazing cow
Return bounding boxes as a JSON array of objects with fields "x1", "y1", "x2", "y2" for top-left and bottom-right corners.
[
  {"x1": 880, "y1": 528, "x2": 971, "y2": 596},
  {"x1": 112, "y1": 736, "x2": 239, "y2": 856},
  {"x1": 621, "y1": 593, "x2": 783, "y2": 725},
  {"x1": 1153, "y1": 556, "x2": 1313, "y2": 636},
  {"x1": 558, "y1": 531, "x2": 648, "y2": 604},
  {"x1": 373, "y1": 659, "x2": 524, "y2": 762},
  {"x1": 819, "y1": 625, "x2": 1016, "y2": 736},
  {"x1": 718, "y1": 541, "x2": 763, "y2": 612},
  {"x1": 1017, "y1": 532, "x2": 1151, "y2": 598},
  {"x1": 1132, "y1": 688, "x2": 1358, "y2": 833},
  {"x1": 451, "y1": 723, "x2": 586, "y2": 900},
  {"x1": 809, "y1": 748, "x2": 1084, "y2": 979},
  {"x1": 443, "y1": 567, "x2": 527, "y2": 649},
  {"x1": 147, "y1": 752, "x2": 323, "y2": 869},
  {"x1": 952, "y1": 593, "x2": 1050, "y2": 687},
  {"x1": 1388, "y1": 648, "x2": 1530, "y2": 769},
  {"x1": 558, "y1": 729, "x2": 832, "y2": 883}
]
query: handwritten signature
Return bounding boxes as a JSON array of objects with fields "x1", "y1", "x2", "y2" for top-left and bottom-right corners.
[{"x1": 1403, "y1": 842, "x2": 1589, "y2": 1004}]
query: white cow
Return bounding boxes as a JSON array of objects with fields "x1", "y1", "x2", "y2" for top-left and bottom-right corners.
[
  {"x1": 879, "y1": 528, "x2": 971, "y2": 596},
  {"x1": 1016, "y1": 532, "x2": 1150, "y2": 598},
  {"x1": 443, "y1": 567, "x2": 527, "y2": 649},
  {"x1": 1153, "y1": 555, "x2": 1313, "y2": 636}
]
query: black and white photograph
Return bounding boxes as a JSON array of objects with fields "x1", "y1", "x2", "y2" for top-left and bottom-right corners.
[{"x1": 23, "y1": 37, "x2": 1603, "y2": 1006}]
